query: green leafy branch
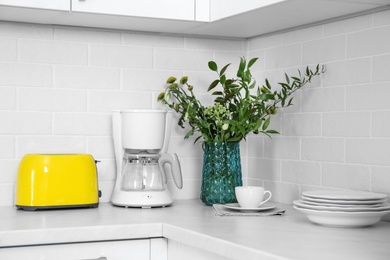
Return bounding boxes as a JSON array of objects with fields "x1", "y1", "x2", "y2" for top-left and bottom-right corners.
[{"x1": 158, "y1": 57, "x2": 325, "y2": 143}]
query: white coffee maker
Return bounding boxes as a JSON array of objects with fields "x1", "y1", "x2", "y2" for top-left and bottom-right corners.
[{"x1": 111, "y1": 109, "x2": 183, "y2": 208}]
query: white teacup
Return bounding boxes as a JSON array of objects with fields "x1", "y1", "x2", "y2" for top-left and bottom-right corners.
[{"x1": 235, "y1": 186, "x2": 272, "y2": 208}]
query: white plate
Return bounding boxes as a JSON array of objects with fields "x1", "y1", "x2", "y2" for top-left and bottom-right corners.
[
  {"x1": 300, "y1": 199, "x2": 383, "y2": 208},
  {"x1": 301, "y1": 196, "x2": 387, "y2": 205},
  {"x1": 294, "y1": 205, "x2": 390, "y2": 227},
  {"x1": 302, "y1": 190, "x2": 388, "y2": 201},
  {"x1": 224, "y1": 203, "x2": 275, "y2": 212},
  {"x1": 293, "y1": 200, "x2": 390, "y2": 212}
]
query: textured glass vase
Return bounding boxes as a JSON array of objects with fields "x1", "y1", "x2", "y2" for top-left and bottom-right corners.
[{"x1": 200, "y1": 142, "x2": 243, "y2": 206}]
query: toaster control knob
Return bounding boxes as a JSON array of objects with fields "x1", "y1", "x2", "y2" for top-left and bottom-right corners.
[{"x1": 98, "y1": 190, "x2": 102, "y2": 197}]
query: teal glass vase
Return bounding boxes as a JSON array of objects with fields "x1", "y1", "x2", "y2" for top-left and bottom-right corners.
[{"x1": 200, "y1": 142, "x2": 243, "y2": 206}]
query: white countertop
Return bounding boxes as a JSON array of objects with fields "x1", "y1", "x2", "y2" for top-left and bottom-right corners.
[{"x1": 1, "y1": 200, "x2": 390, "y2": 260}]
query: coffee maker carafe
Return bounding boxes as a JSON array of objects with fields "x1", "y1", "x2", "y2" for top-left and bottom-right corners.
[{"x1": 111, "y1": 110, "x2": 183, "y2": 208}]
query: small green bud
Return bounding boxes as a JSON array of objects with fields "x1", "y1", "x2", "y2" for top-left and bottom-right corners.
[
  {"x1": 261, "y1": 87, "x2": 269, "y2": 93},
  {"x1": 187, "y1": 85, "x2": 193, "y2": 91},
  {"x1": 169, "y1": 83, "x2": 178, "y2": 89},
  {"x1": 157, "y1": 92, "x2": 165, "y2": 101},
  {"x1": 166, "y1": 76, "x2": 177, "y2": 84},
  {"x1": 180, "y1": 76, "x2": 188, "y2": 85}
]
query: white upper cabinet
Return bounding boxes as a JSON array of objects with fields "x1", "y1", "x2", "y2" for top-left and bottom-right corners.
[
  {"x1": 0, "y1": 0, "x2": 389, "y2": 38},
  {"x1": 71, "y1": 0, "x2": 196, "y2": 21},
  {"x1": 0, "y1": 0, "x2": 69, "y2": 10}
]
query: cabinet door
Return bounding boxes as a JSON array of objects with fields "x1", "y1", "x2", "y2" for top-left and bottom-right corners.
[
  {"x1": 0, "y1": 239, "x2": 150, "y2": 260},
  {"x1": 71, "y1": 0, "x2": 195, "y2": 21},
  {"x1": 0, "y1": 0, "x2": 69, "y2": 11}
]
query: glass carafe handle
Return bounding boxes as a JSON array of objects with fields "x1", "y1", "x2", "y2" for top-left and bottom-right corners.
[{"x1": 159, "y1": 153, "x2": 183, "y2": 189}]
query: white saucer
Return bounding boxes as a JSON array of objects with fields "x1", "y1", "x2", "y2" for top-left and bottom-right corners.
[
  {"x1": 293, "y1": 200, "x2": 390, "y2": 212},
  {"x1": 224, "y1": 203, "x2": 275, "y2": 212},
  {"x1": 302, "y1": 190, "x2": 387, "y2": 201},
  {"x1": 301, "y1": 196, "x2": 387, "y2": 205}
]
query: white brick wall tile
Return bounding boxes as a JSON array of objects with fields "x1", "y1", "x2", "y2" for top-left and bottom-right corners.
[
  {"x1": 19, "y1": 39, "x2": 88, "y2": 65},
  {"x1": 264, "y1": 181, "x2": 300, "y2": 204},
  {"x1": 213, "y1": 51, "x2": 247, "y2": 73},
  {"x1": 89, "y1": 90, "x2": 151, "y2": 112},
  {"x1": 284, "y1": 26, "x2": 323, "y2": 45},
  {"x1": 18, "y1": 88, "x2": 87, "y2": 112},
  {"x1": 185, "y1": 37, "x2": 244, "y2": 51},
  {"x1": 322, "y1": 163, "x2": 370, "y2": 191},
  {"x1": 248, "y1": 158, "x2": 281, "y2": 181},
  {"x1": 167, "y1": 179, "x2": 201, "y2": 200},
  {"x1": 372, "y1": 166, "x2": 390, "y2": 193},
  {"x1": 247, "y1": 50, "x2": 265, "y2": 72},
  {"x1": 373, "y1": 9, "x2": 390, "y2": 27},
  {"x1": 180, "y1": 71, "x2": 215, "y2": 93},
  {"x1": 178, "y1": 157, "x2": 203, "y2": 180},
  {"x1": 346, "y1": 139, "x2": 390, "y2": 166},
  {"x1": 323, "y1": 14, "x2": 372, "y2": 36},
  {"x1": 373, "y1": 54, "x2": 390, "y2": 82},
  {"x1": 247, "y1": 136, "x2": 263, "y2": 157},
  {"x1": 167, "y1": 136, "x2": 203, "y2": 158},
  {"x1": 0, "y1": 184, "x2": 14, "y2": 206},
  {"x1": 154, "y1": 49, "x2": 213, "y2": 70},
  {"x1": 0, "y1": 137, "x2": 15, "y2": 159},
  {"x1": 89, "y1": 44, "x2": 153, "y2": 68},
  {"x1": 55, "y1": 28, "x2": 121, "y2": 44},
  {"x1": 53, "y1": 113, "x2": 111, "y2": 136},
  {"x1": 122, "y1": 69, "x2": 183, "y2": 92},
  {"x1": 301, "y1": 87, "x2": 345, "y2": 112},
  {"x1": 54, "y1": 65, "x2": 120, "y2": 90},
  {"x1": 0, "y1": 87, "x2": 16, "y2": 110},
  {"x1": 16, "y1": 136, "x2": 86, "y2": 158},
  {"x1": 0, "y1": 160, "x2": 19, "y2": 182},
  {"x1": 322, "y1": 58, "x2": 371, "y2": 87},
  {"x1": 323, "y1": 112, "x2": 370, "y2": 137},
  {"x1": 247, "y1": 34, "x2": 283, "y2": 51},
  {"x1": 302, "y1": 35, "x2": 346, "y2": 64},
  {"x1": 95, "y1": 159, "x2": 116, "y2": 181},
  {"x1": 251, "y1": 70, "x2": 283, "y2": 90},
  {"x1": 0, "y1": 62, "x2": 52, "y2": 87},
  {"x1": 0, "y1": 22, "x2": 53, "y2": 40},
  {"x1": 347, "y1": 83, "x2": 390, "y2": 111},
  {"x1": 0, "y1": 38, "x2": 17, "y2": 62},
  {"x1": 0, "y1": 111, "x2": 51, "y2": 135},
  {"x1": 265, "y1": 44, "x2": 302, "y2": 70},
  {"x1": 87, "y1": 136, "x2": 114, "y2": 159},
  {"x1": 347, "y1": 26, "x2": 390, "y2": 58},
  {"x1": 282, "y1": 114, "x2": 321, "y2": 136},
  {"x1": 302, "y1": 138, "x2": 344, "y2": 162},
  {"x1": 264, "y1": 137, "x2": 300, "y2": 160},
  {"x1": 281, "y1": 160, "x2": 321, "y2": 185},
  {"x1": 373, "y1": 111, "x2": 390, "y2": 137},
  {"x1": 123, "y1": 33, "x2": 184, "y2": 48}
]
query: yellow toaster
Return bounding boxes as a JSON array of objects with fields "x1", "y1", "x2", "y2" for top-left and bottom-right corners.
[{"x1": 16, "y1": 154, "x2": 101, "y2": 211}]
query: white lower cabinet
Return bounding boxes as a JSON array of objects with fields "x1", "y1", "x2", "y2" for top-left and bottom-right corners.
[
  {"x1": 168, "y1": 240, "x2": 230, "y2": 260},
  {"x1": 0, "y1": 238, "x2": 168, "y2": 260}
]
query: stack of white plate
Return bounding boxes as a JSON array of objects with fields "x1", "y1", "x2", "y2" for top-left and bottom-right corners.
[{"x1": 293, "y1": 190, "x2": 390, "y2": 227}]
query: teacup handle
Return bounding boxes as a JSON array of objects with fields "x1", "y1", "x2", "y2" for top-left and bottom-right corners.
[{"x1": 259, "y1": 191, "x2": 272, "y2": 205}]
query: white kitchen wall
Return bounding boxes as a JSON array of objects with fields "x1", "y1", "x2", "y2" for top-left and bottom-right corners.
[
  {"x1": 247, "y1": 9, "x2": 390, "y2": 204},
  {"x1": 0, "y1": 21, "x2": 246, "y2": 206},
  {"x1": 0, "y1": 8, "x2": 389, "y2": 207}
]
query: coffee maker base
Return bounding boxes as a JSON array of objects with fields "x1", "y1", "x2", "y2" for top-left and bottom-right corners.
[{"x1": 111, "y1": 189, "x2": 174, "y2": 208}]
